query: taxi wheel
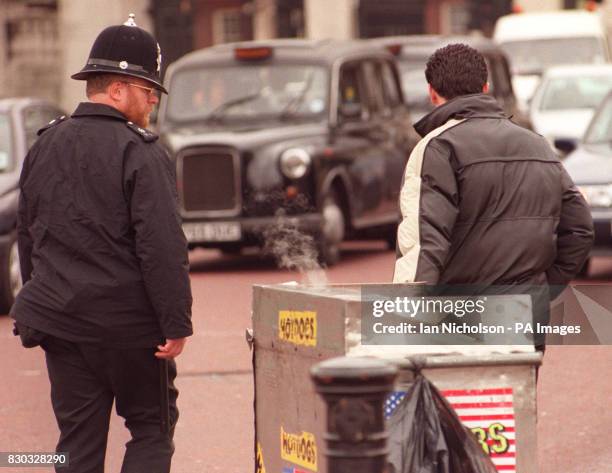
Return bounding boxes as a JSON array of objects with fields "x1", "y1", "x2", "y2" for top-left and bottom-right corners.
[
  {"x1": 318, "y1": 192, "x2": 345, "y2": 266},
  {"x1": 0, "y1": 234, "x2": 21, "y2": 314}
]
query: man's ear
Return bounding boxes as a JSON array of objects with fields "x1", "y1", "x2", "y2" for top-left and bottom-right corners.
[
  {"x1": 108, "y1": 80, "x2": 124, "y2": 102},
  {"x1": 428, "y1": 84, "x2": 445, "y2": 106},
  {"x1": 483, "y1": 82, "x2": 490, "y2": 93}
]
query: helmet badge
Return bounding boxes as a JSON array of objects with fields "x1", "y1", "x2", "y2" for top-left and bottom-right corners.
[
  {"x1": 124, "y1": 13, "x2": 137, "y2": 27},
  {"x1": 119, "y1": 61, "x2": 128, "y2": 70}
]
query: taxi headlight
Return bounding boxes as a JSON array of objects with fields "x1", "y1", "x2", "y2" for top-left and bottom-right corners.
[
  {"x1": 280, "y1": 148, "x2": 311, "y2": 179},
  {"x1": 578, "y1": 184, "x2": 612, "y2": 207}
]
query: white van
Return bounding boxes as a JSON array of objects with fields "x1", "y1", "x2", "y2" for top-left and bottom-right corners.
[{"x1": 493, "y1": 10, "x2": 610, "y2": 112}]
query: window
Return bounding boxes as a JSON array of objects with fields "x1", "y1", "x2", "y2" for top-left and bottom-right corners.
[
  {"x1": 0, "y1": 114, "x2": 13, "y2": 173},
  {"x1": 584, "y1": 94, "x2": 612, "y2": 143},
  {"x1": 500, "y1": 38, "x2": 606, "y2": 75},
  {"x1": 398, "y1": 59, "x2": 429, "y2": 108},
  {"x1": 23, "y1": 106, "x2": 62, "y2": 150},
  {"x1": 539, "y1": 75, "x2": 612, "y2": 111},
  {"x1": 441, "y1": 2, "x2": 470, "y2": 35},
  {"x1": 363, "y1": 61, "x2": 387, "y2": 116},
  {"x1": 379, "y1": 60, "x2": 402, "y2": 110},
  {"x1": 338, "y1": 63, "x2": 367, "y2": 122},
  {"x1": 167, "y1": 65, "x2": 328, "y2": 123},
  {"x1": 490, "y1": 56, "x2": 512, "y2": 99},
  {"x1": 362, "y1": 60, "x2": 401, "y2": 117},
  {"x1": 212, "y1": 8, "x2": 244, "y2": 44}
]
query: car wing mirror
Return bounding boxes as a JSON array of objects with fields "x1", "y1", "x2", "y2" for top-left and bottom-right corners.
[{"x1": 554, "y1": 137, "x2": 577, "y2": 155}]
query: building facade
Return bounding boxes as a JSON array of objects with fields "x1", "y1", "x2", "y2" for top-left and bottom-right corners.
[
  {"x1": 0, "y1": 0, "x2": 606, "y2": 111},
  {"x1": 0, "y1": 0, "x2": 60, "y2": 103}
]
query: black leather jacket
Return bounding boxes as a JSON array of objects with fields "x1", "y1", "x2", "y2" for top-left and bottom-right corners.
[{"x1": 394, "y1": 94, "x2": 593, "y2": 288}]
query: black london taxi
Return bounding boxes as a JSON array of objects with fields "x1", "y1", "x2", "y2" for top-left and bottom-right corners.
[
  {"x1": 157, "y1": 39, "x2": 420, "y2": 264},
  {"x1": 370, "y1": 35, "x2": 532, "y2": 129},
  {"x1": 0, "y1": 98, "x2": 65, "y2": 313}
]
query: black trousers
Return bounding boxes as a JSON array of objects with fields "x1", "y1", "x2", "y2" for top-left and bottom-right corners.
[{"x1": 41, "y1": 335, "x2": 178, "y2": 473}]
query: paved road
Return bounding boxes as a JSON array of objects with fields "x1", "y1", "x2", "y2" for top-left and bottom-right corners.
[{"x1": 0, "y1": 242, "x2": 611, "y2": 473}]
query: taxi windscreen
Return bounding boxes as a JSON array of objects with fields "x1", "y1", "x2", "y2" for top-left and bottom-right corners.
[{"x1": 166, "y1": 65, "x2": 328, "y2": 123}]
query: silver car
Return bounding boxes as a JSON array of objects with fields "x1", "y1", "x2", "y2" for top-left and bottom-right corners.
[
  {"x1": 0, "y1": 98, "x2": 64, "y2": 313},
  {"x1": 529, "y1": 64, "x2": 612, "y2": 154}
]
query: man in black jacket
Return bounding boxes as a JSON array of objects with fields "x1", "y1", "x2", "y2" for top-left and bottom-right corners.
[
  {"x1": 393, "y1": 44, "x2": 593, "y2": 337},
  {"x1": 10, "y1": 15, "x2": 192, "y2": 473}
]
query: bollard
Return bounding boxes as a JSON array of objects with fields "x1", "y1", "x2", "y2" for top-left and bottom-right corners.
[{"x1": 310, "y1": 357, "x2": 398, "y2": 473}]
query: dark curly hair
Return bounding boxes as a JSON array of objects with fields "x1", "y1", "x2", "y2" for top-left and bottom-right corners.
[{"x1": 425, "y1": 43, "x2": 488, "y2": 100}]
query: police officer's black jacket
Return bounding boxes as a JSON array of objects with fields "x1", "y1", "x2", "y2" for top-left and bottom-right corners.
[{"x1": 11, "y1": 103, "x2": 193, "y2": 347}]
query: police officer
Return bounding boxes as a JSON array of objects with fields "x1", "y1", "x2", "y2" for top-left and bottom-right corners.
[{"x1": 10, "y1": 15, "x2": 193, "y2": 473}]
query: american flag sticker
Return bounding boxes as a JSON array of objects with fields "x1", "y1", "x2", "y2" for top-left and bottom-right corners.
[
  {"x1": 442, "y1": 388, "x2": 516, "y2": 472},
  {"x1": 385, "y1": 388, "x2": 516, "y2": 473},
  {"x1": 384, "y1": 391, "x2": 407, "y2": 419}
]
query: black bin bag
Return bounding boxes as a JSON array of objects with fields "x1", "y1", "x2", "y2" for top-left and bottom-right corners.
[{"x1": 387, "y1": 373, "x2": 498, "y2": 473}]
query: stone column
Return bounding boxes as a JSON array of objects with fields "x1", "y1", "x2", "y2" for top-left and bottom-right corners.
[
  {"x1": 514, "y1": 0, "x2": 562, "y2": 12},
  {"x1": 304, "y1": 0, "x2": 357, "y2": 40},
  {"x1": 0, "y1": 3, "x2": 8, "y2": 99},
  {"x1": 602, "y1": 1, "x2": 612, "y2": 49},
  {"x1": 58, "y1": 0, "x2": 153, "y2": 112},
  {"x1": 253, "y1": 0, "x2": 277, "y2": 40}
]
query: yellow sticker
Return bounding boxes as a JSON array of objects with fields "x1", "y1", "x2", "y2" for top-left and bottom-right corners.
[
  {"x1": 280, "y1": 427, "x2": 318, "y2": 472},
  {"x1": 278, "y1": 311, "x2": 317, "y2": 346},
  {"x1": 256, "y1": 442, "x2": 266, "y2": 473}
]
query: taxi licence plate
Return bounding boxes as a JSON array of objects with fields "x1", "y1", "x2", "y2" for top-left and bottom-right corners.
[{"x1": 182, "y1": 222, "x2": 241, "y2": 242}]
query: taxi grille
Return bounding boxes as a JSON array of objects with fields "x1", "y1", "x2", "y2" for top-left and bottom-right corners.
[{"x1": 178, "y1": 148, "x2": 241, "y2": 216}]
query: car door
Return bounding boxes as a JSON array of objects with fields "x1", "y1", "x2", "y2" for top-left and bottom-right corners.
[
  {"x1": 367, "y1": 58, "x2": 418, "y2": 218},
  {"x1": 487, "y1": 53, "x2": 531, "y2": 129},
  {"x1": 0, "y1": 103, "x2": 61, "y2": 216},
  {"x1": 332, "y1": 58, "x2": 387, "y2": 226}
]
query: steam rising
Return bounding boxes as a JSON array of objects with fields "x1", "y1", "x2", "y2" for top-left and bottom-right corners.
[{"x1": 263, "y1": 210, "x2": 328, "y2": 287}]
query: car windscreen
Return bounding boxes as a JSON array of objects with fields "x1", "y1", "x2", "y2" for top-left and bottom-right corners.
[
  {"x1": 584, "y1": 94, "x2": 612, "y2": 144},
  {"x1": 500, "y1": 38, "x2": 607, "y2": 75},
  {"x1": 0, "y1": 114, "x2": 12, "y2": 172},
  {"x1": 539, "y1": 75, "x2": 612, "y2": 111},
  {"x1": 166, "y1": 64, "x2": 328, "y2": 123}
]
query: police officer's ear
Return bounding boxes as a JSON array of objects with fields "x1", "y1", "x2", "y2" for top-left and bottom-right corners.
[
  {"x1": 483, "y1": 82, "x2": 490, "y2": 94},
  {"x1": 108, "y1": 80, "x2": 127, "y2": 102}
]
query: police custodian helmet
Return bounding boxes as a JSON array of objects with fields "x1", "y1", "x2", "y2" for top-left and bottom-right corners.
[{"x1": 71, "y1": 14, "x2": 167, "y2": 94}]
